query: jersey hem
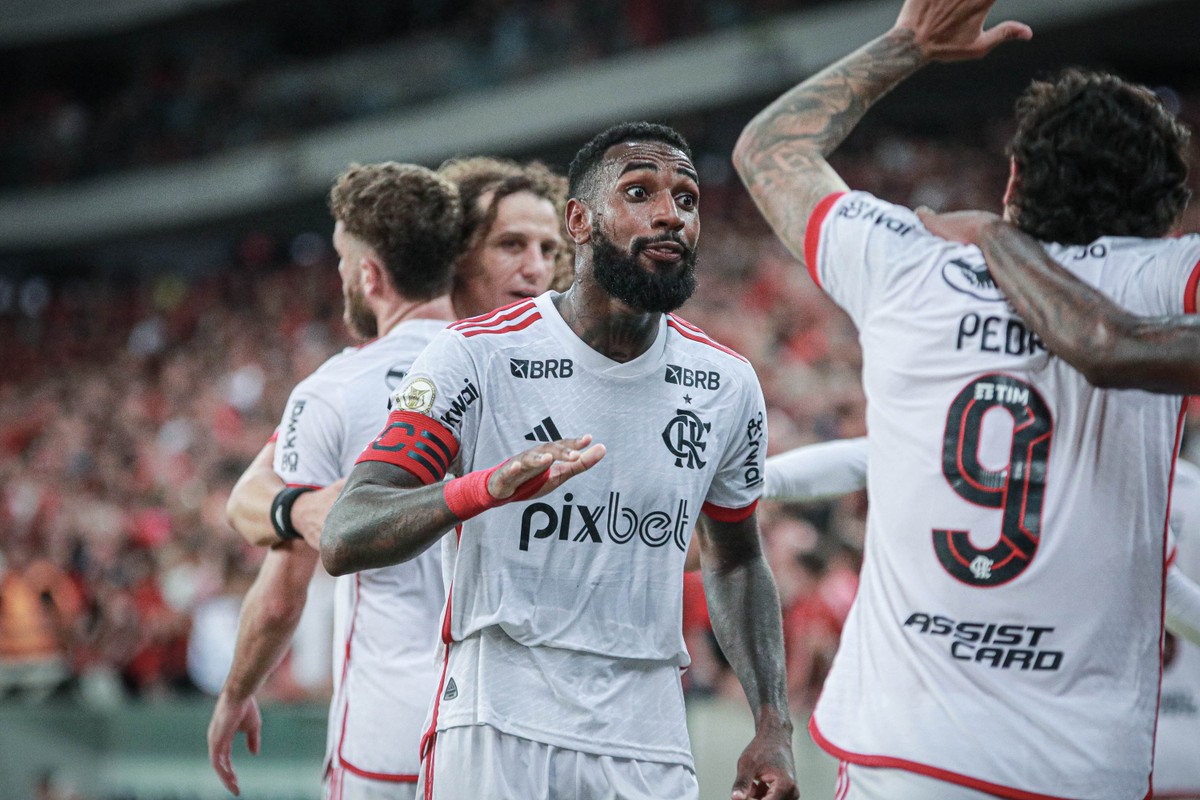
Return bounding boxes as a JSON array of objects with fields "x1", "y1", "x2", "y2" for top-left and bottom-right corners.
[
  {"x1": 434, "y1": 717, "x2": 695, "y2": 770},
  {"x1": 808, "y1": 717, "x2": 1116, "y2": 800}
]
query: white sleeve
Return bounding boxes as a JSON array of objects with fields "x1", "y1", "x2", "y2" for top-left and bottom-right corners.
[
  {"x1": 273, "y1": 389, "x2": 344, "y2": 488},
  {"x1": 764, "y1": 437, "x2": 869, "y2": 502},
  {"x1": 1166, "y1": 562, "x2": 1200, "y2": 647}
]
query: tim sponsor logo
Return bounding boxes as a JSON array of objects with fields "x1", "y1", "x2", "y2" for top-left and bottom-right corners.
[
  {"x1": 665, "y1": 364, "x2": 720, "y2": 390},
  {"x1": 510, "y1": 358, "x2": 573, "y2": 379},
  {"x1": 519, "y1": 492, "x2": 690, "y2": 552}
]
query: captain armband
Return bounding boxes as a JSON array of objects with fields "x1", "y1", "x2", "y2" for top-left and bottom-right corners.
[{"x1": 356, "y1": 410, "x2": 461, "y2": 484}]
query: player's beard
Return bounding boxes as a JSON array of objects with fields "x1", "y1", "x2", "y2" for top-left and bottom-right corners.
[
  {"x1": 343, "y1": 283, "x2": 378, "y2": 340},
  {"x1": 590, "y1": 229, "x2": 697, "y2": 313}
]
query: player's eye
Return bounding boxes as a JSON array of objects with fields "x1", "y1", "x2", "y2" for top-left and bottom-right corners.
[
  {"x1": 625, "y1": 186, "x2": 648, "y2": 200},
  {"x1": 676, "y1": 192, "x2": 697, "y2": 210}
]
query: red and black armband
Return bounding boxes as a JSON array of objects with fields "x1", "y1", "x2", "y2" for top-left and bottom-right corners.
[{"x1": 357, "y1": 410, "x2": 460, "y2": 485}]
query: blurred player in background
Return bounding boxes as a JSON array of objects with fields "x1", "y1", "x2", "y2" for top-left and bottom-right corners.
[
  {"x1": 207, "y1": 161, "x2": 462, "y2": 798},
  {"x1": 734, "y1": 0, "x2": 1196, "y2": 794},
  {"x1": 322, "y1": 122, "x2": 797, "y2": 800},
  {"x1": 207, "y1": 157, "x2": 569, "y2": 799}
]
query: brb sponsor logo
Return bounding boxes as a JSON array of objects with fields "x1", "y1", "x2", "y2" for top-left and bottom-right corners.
[
  {"x1": 280, "y1": 400, "x2": 306, "y2": 472},
  {"x1": 903, "y1": 612, "x2": 1063, "y2": 671},
  {"x1": 519, "y1": 492, "x2": 690, "y2": 552},
  {"x1": 662, "y1": 409, "x2": 710, "y2": 469},
  {"x1": 510, "y1": 358, "x2": 573, "y2": 379},
  {"x1": 664, "y1": 364, "x2": 720, "y2": 390}
]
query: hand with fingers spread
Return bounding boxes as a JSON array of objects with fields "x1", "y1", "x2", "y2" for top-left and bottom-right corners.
[
  {"x1": 487, "y1": 436, "x2": 607, "y2": 502},
  {"x1": 207, "y1": 691, "x2": 262, "y2": 796},
  {"x1": 443, "y1": 435, "x2": 607, "y2": 522},
  {"x1": 895, "y1": 0, "x2": 1032, "y2": 63}
]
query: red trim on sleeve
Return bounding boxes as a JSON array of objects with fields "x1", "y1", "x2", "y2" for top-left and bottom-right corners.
[
  {"x1": 1184, "y1": 255, "x2": 1200, "y2": 314},
  {"x1": 702, "y1": 499, "x2": 758, "y2": 523},
  {"x1": 803, "y1": 192, "x2": 845, "y2": 289},
  {"x1": 285, "y1": 483, "x2": 322, "y2": 490},
  {"x1": 267, "y1": 430, "x2": 279, "y2": 444},
  {"x1": 356, "y1": 410, "x2": 459, "y2": 485}
]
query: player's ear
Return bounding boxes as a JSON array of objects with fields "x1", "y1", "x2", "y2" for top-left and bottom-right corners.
[
  {"x1": 1002, "y1": 157, "x2": 1020, "y2": 218},
  {"x1": 566, "y1": 198, "x2": 593, "y2": 245},
  {"x1": 360, "y1": 252, "x2": 386, "y2": 296}
]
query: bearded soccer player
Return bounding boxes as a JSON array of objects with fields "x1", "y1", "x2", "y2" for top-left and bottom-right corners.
[
  {"x1": 207, "y1": 158, "x2": 568, "y2": 799},
  {"x1": 323, "y1": 122, "x2": 797, "y2": 800},
  {"x1": 733, "y1": 0, "x2": 1197, "y2": 796}
]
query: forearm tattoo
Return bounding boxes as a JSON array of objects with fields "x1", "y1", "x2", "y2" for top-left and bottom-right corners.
[{"x1": 737, "y1": 30, "x2": 924, "y2": 244}]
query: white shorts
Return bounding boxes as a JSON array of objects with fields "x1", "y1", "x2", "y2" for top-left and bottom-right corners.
[
  {"x1": 324, "y1": 763, "x2": 417, "y2": 800},
  {"x1": 419, "y1": 723, "x2": 698, "y2": 800},
  {"x1": 836, "y1": 762, "x2": 1005, "y2": 800}
]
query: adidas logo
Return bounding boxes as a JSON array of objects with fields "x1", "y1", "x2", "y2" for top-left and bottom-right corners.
[
  {"x1": 443, "y1": 678, "x2": 458, "y2": 701},
  {"x1": 524, "y1": 416, "x2": 562, "y2": 443}
]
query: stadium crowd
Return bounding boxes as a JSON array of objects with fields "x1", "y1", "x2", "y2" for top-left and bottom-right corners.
[
  {"x1": 1, "y1": 0, "x2": 836, "y2": 189},
  {"x1": 2, "y1": 122, "x2": 1198, "y2": 712}
]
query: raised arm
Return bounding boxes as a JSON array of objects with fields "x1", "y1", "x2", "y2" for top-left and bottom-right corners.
[
  {"x1": 696, "y1": 511, "x2": 797, "y2": 800},
  {"x1": 226, "y1": 440, "x2": 344, "y2": 549},
  {"x1": 919, "y1": 210, "x2": 1200, "y2": 394},
  {"x1": 733, "y1": 0, "x2": 1029, "y2": 269}
]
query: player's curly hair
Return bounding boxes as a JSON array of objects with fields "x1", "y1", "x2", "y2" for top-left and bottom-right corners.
[
  {"x1": 568, "y1": 122, "x2": 693, "y2": 204},
  {"x1": 329, "y1": 162, "x2": 462, "y2": 300},
  {"x1": 1008, "y1": 68, "x2": 1191, "y2": 244},
  {"x1": 439, "y1": 156, "x2": 573, "y2": 291}
]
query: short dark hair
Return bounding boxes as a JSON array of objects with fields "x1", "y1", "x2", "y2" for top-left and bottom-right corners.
[
  {"x1": 329, "y1": 162, "x2": 462, "y2": 300},
  {"x1": 1008, "y1": 68, "x2": 1191, "y2": 244},
  {"x1": 568, "y1": 122, "x2": 693, "y2": 202}
]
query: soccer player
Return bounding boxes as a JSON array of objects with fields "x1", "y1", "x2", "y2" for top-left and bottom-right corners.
[
  {"x1": 322, "y1": 122, "x2": 797, "y2": 800},
  {"x1": 732, "y1": 0, "x2": 1197, "y2": 795},
  {"x1": 208, "y1": 157, "x2": 568, "y2": 800}
]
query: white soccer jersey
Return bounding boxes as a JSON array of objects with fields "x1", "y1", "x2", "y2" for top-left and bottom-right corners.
[
  {"x1": 1155, "y1": 459, "x2": 1200, "y2": 797},
  {"x1": 804, "y1": 191, "x2": 1200, "y2": 800},
  {"x1": 360, "y1": 291, "x2": 767, "y2": 766},
  {"x1": 274, "y1": 318, "x2": 448, "y2": 785}
]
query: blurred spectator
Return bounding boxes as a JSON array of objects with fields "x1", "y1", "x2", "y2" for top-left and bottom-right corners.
[{"x1": 0, "y1": 538, "x2": 82, "y2": 702}]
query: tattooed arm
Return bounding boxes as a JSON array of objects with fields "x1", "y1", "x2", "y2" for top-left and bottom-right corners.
[{"x1": 733, "y1": 0, "x2": 1030, "y2": 268}]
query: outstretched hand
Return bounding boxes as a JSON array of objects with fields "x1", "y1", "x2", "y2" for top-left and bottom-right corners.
[
  {"x1": 207, "y1": 692, "x2": 262, "y2": 796},
  {"x1": 895, "y1": 0, "x2": 1031, "y2": 62},
  {"x1": 916, "y1": 206, "x2": 1003, "y2": 245},
  {"x1": 731, "y1": 718, "x2": 799, "y2": 800},
  {"x1": 487, "y1": 435, "x2": 606, "y2": 501}
]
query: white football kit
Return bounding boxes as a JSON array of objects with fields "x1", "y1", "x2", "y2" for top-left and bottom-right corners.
[
  {"x1": 274, "y1": 319, "x2": 449, "y2": 798},
  {"x1": 1155, "y1": 459, "x2": 1200, "y2": 799},
  {"x1": 357, "y1": 292, "x2": 768, "y2": 798},
  {"x1": 804, "y1": 191, "x2": 1200, "y2": 800}
]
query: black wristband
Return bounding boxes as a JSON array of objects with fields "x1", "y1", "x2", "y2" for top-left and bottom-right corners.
[{"x1": 270, "y1": 486, "x2": 316, "y2": 542}]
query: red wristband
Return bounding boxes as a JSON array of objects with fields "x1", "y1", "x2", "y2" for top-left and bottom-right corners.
[{"x1": 443, "y1": 460, "x2": 551, "y2": 521}]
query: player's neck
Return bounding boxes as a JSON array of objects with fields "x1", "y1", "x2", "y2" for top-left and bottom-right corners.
[
  {"x1": 554, "y1": 283, "x2": 660, "y2": 363},
  {"x1": 375, "y1": 295, "x2": 455, "y2": 337}
]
